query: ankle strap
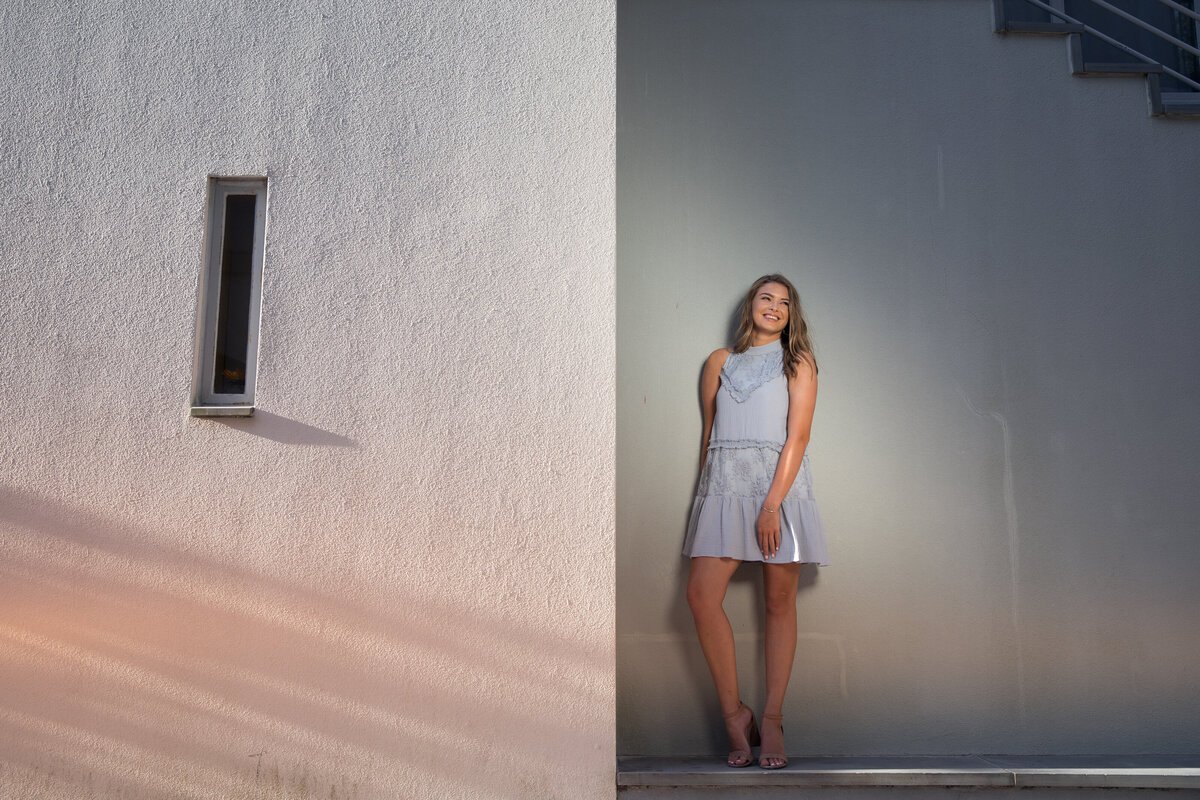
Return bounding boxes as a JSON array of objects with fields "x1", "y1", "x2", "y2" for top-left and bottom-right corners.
[
  {"x1": 762, "y1": 712, "x2": 783, "y2": 720},
  {"x1": 722, "y1": 702, "x2": 748, "y2": 720}
]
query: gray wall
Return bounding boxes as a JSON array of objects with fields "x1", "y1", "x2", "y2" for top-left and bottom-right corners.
[{"x1": 617, "y1": 0, "x2": 1200, "y2": 756}]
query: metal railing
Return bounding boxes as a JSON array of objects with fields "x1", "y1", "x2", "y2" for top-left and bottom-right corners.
[{"x1": 1011, "y1": 0, "x2": 1200, "y2": 91}]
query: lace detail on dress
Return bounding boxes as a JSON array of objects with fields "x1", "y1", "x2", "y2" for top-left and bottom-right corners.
[
  {"x1": 720, "y1": 347, "x2": 784, "y2": 403},
  {"x1": 697, "y1": 447, "x2": 813, "y2": 499}
]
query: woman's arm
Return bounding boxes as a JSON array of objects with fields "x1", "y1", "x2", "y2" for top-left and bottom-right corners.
[
  {"x1": 698, "y1": 348, "x2": 731, "y2": 471},
  {"x1": 757, "y1": 356, "x2": 818, "y2": 558}
]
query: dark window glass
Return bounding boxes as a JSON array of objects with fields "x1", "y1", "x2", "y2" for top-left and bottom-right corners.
[{"x1": 213, "y1": 194, "x2": 256, "y2": 394}]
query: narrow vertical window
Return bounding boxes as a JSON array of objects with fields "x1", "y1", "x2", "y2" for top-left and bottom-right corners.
[{"x1": 191, "y1": 177, "x2": 266, "y2": 416}]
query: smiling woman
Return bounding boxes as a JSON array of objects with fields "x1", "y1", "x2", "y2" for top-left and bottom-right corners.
[{"x1": 682, "y1": 273, "x2": 827, "y2": 770}]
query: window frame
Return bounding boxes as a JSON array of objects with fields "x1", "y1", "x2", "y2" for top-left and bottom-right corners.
[{"x1": 190, "y1": 176, "x2": 268, "y2": 417}]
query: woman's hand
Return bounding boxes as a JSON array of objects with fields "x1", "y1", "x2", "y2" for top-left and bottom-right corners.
[{"x1": 757, "y1": 507, "x2": 781, "y2": 559}]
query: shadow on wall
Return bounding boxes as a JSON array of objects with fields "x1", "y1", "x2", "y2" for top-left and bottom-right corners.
[
  {"x1": 213, "y1": 411, "x2": 358, "y2": 448},
  {"x1": 0, "y1": 485, "x2": 607, "y2": 799}
]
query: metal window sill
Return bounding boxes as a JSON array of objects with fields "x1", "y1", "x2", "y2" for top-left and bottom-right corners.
[{"x1": 190, "y1": 405, "x2": 255, "y2": 417}]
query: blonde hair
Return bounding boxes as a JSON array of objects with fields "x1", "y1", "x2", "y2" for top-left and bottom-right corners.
[{"x1": 731, "y1": 274, "x2": 817, "y2": 378}]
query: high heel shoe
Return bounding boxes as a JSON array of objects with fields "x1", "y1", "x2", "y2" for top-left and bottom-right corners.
[
  {"x1": 758, "y1": 712, "x2": 787, "y2": 769},
  {"x1": 723, "y1": 702, "x2": 760, "y2": 768}
]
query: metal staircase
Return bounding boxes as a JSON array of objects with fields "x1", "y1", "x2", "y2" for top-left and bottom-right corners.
[{"x1": 994, "y1": 0, "x2": 1200, "y2": 116}]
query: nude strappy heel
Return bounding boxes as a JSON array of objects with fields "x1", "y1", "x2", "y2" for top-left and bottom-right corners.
[
  {"x1": 758, "y1": 712, "x2": 787, "y2": 769},
  {"x1": 723, "y1": 702, "x2": 760, "y2": 768}
]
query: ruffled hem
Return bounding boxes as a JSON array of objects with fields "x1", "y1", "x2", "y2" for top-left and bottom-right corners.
[{"x1": 682, "y1": 495, "x2": 829, "y2": 565}]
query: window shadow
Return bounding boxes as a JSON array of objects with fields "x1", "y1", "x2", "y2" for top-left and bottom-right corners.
[{"x1": 213, "y1": 411, "x2": 357, "y2": 448}]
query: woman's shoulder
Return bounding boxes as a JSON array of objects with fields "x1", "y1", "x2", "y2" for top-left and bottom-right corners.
[
  {"x1": 704, "y1": 347, "x2": 732, "y2": 371},
  {"x1": 787, "y1": 351, "x2": 818, "y2": 381}
]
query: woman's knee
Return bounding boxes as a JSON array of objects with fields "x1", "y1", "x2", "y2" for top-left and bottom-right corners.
[
  {"x1": 762, "y1": 563, "x2": 801, "y2": 616},
  {"x1": 763, "y1": 585, "x2": 798, "y2": 617},
  {"x1": 686, "y1": 576, "x2": 724, "y2": 616}
]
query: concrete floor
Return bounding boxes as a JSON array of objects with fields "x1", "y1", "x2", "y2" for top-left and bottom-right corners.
[{"x1": 619, "y1": 754, "x2": 1200, "y2": 794}]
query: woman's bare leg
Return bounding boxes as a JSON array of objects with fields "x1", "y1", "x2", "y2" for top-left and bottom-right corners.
[
  {"x1": 761, "y1": 561, "x2": 802, "y2": 767},
  {"x1": 686, "y1": 557, "x2": 753, "y2": 757}
]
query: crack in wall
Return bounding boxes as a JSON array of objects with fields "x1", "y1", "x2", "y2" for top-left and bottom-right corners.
[{"x1": 957, "y1": 381, "x2": 1026, "y2": 725}]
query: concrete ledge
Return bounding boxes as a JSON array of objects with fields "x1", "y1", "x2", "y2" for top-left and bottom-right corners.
[
  {"x1": 1160, "y1": 92, "x2": 1200, "y2": 117},
  {"x1": 618, "y1": 755, "x2": 1200, "y2": 790},
  {"x1": 190, "y1": 405, "x2": 255, "y2": 417},
  {"x1": 998, "y1": 21, "x2": 1085, "y2": 35},
  {"x1": 1076, "y1": 62, "x2": 1164, "y2": 76}
]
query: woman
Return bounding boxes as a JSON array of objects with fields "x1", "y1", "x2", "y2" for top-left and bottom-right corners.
[{"x1": 683, "y1": 274, "x2": 828, "y2": 770}]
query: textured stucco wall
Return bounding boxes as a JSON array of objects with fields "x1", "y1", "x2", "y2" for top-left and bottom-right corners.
[
  {"x1": 618, "y1": 0, "x2": 1200, "y2": 756},
  {"x1": 0, "y1": 1, "x2": 615, "y2": 798}
]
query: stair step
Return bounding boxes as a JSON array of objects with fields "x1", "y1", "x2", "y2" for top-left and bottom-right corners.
[
  {"x1": 1075, "y1": 62, "x2": 1164, "y2": 76},
  {"x1": 997, "y1": 20, "x2": 1085, "y2": 35},
  {"x1": 618, "y1": 755, "x2": 1200, "y2": 793},
  {"x1": 1067, "y1": 33, "x2": 1164, "y2": 77},
  {"x1": 1149, "y1": 74, "x2": 1200, "y2": 116},
  {"x1": 1160, "y1": 92, "x2": 1200, "y2": 116},
  {"x1": 993, "y1": 3, "x2": 1200, "y2": 120}
]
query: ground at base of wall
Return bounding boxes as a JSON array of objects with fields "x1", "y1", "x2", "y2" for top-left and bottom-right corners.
[{"x1": 618, "y1": 755, "x2": 1200, "y2": 798}]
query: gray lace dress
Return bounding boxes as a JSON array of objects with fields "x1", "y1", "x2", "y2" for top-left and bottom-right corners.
[{"x1": 682, "y1": 339, "x2": 829, "y2": 564}]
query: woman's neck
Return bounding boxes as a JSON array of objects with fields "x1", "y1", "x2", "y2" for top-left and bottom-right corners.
[{"x1": 749, "y1": 332, "x2": 782, "y2": 347}]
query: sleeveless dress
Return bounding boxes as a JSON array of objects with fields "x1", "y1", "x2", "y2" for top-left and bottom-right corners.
[{"x1": 682, "y1": 339, "x2": 829, "y2": 564}]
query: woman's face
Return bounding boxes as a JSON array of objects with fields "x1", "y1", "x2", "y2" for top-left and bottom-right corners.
[{"x1": 751, "y1": 281, "x2": 790, "y2": 337}]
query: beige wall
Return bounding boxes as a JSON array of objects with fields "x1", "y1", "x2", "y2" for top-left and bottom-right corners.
[
  {"x1": 0, "y1": 1, "x2": 615, "y2": 797},
  {"x1": 617, "y1": 0, "x2": 1200, "y2": 757}
]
